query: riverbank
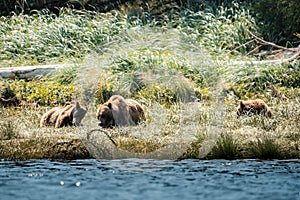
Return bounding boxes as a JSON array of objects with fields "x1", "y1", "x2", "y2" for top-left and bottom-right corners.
[{"x1": 1, "y1": 95, "x2": 299, "y2": 160}]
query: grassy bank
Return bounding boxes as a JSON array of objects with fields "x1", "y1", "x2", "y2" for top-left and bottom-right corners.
[
  {"x1": 0, "y1": 4, "x2": 299, "y2": 160},
  {"x1": 1, "y1": 91, "x2": 299, "y2": 160}
]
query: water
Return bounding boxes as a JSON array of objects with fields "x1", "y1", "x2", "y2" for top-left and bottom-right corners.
[{"x1": 1, "y1": 159, "x2": 300, "y2": 200}]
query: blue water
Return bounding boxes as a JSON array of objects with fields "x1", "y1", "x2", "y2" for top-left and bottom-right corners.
[{"x1": 0, "y1": 159, "x2": 299, "y2": 200}]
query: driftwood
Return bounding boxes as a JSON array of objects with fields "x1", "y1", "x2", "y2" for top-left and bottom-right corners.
[
  {"x1": 232, "y1": 31, "x2": 300, "y2": 65},
  {"x1": 0, "y1": 64, "x2": 66, "y2": 79}
]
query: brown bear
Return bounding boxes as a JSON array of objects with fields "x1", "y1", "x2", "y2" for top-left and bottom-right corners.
[
  {"x1": 96, "y1": 95, "x2": 145, "y2": 128},
  {"x1": 40, "y1": 101, "x2": 87, "y2": 128},
  {"x1": 237, "y1": 99, "x2": 272, "y2": 117}
]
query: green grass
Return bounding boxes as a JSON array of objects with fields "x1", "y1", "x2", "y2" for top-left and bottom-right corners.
[
  {"x1": 0, "y1": 3, "x2": 256, "y2": 67},
  {"x1": 209, "y1": 132, "x2": 241, "y2": 159},
  {"x1": 0, "y1": 9, "x2": 131, "y2": 66},
  {"x1": 248, "y1": 135, "x2": 282, "y2": 159}
]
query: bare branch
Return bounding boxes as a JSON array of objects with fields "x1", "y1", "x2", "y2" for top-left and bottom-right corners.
[{"x1": 247, "y1": 31, "x2": 298, "y2": 52}]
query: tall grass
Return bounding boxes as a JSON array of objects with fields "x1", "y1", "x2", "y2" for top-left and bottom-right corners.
[
  {"x1": 209, "y1": 132, "x2": 240, "y2": 159},
  {"x1": 0, "y1": 3, "x2": 256, "y2": 67},
  {"x1": 0, "y1": 9, "x2": 132, "y2": 66}
]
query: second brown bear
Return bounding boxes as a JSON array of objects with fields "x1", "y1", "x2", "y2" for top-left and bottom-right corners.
[
  {"x1": 96, "y1": 95, "x2": 145, "y2": 128},
  {"x1": 40, "y1": 101, "x2": 87, "y2": 128}
]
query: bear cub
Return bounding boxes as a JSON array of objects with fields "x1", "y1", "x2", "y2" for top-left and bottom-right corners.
[
  {"x1": 96, "y1": 95, "x2": 145, "y2": 128},
  {"x1": 237, "y1": 99, "x2": 272, "y2": 117}
]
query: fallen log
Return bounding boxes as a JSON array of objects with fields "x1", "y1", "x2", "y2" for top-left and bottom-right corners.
[{"x1": 0, "y1": 64, "x2": 66, "y2": 79}]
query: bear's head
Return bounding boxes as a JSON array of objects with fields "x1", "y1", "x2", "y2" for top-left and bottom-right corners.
[
  {"x1": 72, "y1": 101, "x2": 88, "y2": 126},
  {"x1": 96, "y1": 102, "x2": 115, "y2": 128},
  {"x1": 237, "y1": 100, "x2": 251, "y2": 116}
]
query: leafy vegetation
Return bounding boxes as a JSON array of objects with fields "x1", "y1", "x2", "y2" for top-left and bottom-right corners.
[{"x1": 0, "y1": 8, "x2": 131, "y2": 66}]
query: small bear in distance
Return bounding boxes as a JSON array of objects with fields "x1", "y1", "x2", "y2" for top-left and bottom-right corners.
[{"x1": 237, "y1": 99, "x2": 272, "y2": 117}]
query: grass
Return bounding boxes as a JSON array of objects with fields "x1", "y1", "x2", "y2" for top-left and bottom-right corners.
[
  {"x1": 0, "y1": 120, "x2": 19, "y2": 140},
  {"x1": 0, "y1": 8, "x2": 133, "y2": 66},
  {"x1": 209, "y1": 132, "x2": 241, "y2": 159},
  {"x1": 1, "y1": 90, "x2": 299, "y2": 160},
  {"x1": 0, "y1": 3, "x2": 299, "y2": 160},
  {"x1": 248, "y1": 135, "x2": 282, "y2": 159}
]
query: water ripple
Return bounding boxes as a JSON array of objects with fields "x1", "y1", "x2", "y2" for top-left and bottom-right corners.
[{"x1": 0, "y1": 159, "x2": 300, "y2": 200}]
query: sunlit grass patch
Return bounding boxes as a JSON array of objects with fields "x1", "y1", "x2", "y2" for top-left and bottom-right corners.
[
  {"x1": 114, "y1": 137, "x2": 164, "y2": 153},
  {"x1": 0, "y1": 137, "x2": 91, "y2": 160}
]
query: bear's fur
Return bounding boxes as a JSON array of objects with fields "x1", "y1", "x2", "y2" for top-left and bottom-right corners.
[
  {"x1": 96, "y1": 95, "x2": 144, "y2": 128},
  {"x1": 237, "y1": 99, "x2": 272, "y2": 117},
  {"x1": 40, "y1": 101, "x2": 87, "y2": 128}
]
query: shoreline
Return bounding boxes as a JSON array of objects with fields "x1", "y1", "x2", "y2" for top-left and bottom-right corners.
[{"x1": 1, "y1": 133, "x2": 299, "y2": 160}]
